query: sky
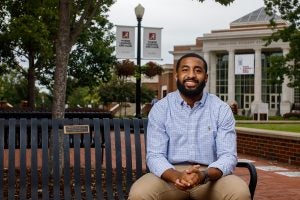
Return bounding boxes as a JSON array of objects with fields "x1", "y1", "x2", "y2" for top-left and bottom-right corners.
[{"x1": 108, "y1": 0, "x2": 265, "y2": 64}]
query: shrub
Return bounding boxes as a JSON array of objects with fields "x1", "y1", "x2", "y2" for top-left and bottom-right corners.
[{"x1": 283, "y1": 112, "x2": 300, "y2": 120}]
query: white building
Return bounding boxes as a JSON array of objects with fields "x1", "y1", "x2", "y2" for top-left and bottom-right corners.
[{"x1": 170, "y1": 7, "x2": 299, "y2": 117}]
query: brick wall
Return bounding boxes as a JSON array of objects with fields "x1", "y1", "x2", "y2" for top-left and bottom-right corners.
[{"x1": 236, "y1": 127, "x2": 300, "y2": 166}]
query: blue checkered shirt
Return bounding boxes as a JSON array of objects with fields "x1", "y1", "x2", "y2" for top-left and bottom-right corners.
[{"x1": 146, "y1": 90, "x2": 237, "y2": 177}]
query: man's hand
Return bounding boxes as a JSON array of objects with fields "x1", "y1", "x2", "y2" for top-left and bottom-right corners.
[
  {"x1": 161, "y1": 165, "x2": 210, "y2": 191},
  {"x1": 179, "y1": 165, "x2": 206, "y2": 188},
  {"x1": 161, "y1": 168, "x2": 193, "y2": 190}
]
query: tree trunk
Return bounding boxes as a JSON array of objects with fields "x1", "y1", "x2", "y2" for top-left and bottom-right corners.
[
  {"x1": 50, "y1": 0, "x2": 72, "y2": 175},
  {"x1": 27, "y1": 50, "x2": 36, "y2": 109}
]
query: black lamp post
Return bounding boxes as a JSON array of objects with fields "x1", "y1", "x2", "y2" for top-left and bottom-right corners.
[{"x1": 135, "y1": 4, "x2": 144, "y2": 118}]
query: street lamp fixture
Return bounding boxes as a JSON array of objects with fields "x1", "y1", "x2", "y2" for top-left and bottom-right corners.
[{"x1": 134, "y1": 4, "x2": 144, "y2": 118}]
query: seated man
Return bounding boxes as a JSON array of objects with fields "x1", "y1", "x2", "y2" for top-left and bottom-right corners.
[{"x1": 128, "y1": 53, "x2": 250, "y2": 200}]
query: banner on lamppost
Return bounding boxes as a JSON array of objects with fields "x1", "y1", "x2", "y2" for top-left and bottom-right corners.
[
  {"x1": 116, "y1": 25, "x2": 135, "y2": 58},
  {"x1": 143, "y1": 27, "x2": 162, "y2": 59}
]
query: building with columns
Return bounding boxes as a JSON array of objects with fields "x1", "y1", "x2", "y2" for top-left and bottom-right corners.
[{"x1": 169, "y1": 7, "x2": 299, "y2": 117}]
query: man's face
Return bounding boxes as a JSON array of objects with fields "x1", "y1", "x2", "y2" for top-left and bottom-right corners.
[{"x1": 176, "y1": 57, "x2": 208, "y2": 98}]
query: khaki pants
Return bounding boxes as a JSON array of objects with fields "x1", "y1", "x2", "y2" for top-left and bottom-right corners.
[{"x1": 128, "y1": 165, "x2": 250, "y2": 200}]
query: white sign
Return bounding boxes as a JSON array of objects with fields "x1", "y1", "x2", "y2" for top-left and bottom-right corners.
[
  {"x1": 143, "y1": 27, "x2": 162, "y2": 59},
  {"x1": 116, "y1": 25, "x2": 135, "y2": 58},
  {"x1": 235, "y1": 54, "x2": 255, "y2": 75}
]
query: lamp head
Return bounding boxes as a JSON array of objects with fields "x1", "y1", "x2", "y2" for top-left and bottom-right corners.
[{"x1": 135, "y1": 4, "x2": 145, "y2": 19}]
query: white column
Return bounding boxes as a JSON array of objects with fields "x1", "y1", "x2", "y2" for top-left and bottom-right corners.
[
  {"x1": 281, "y1": 48, "x2": 293, "y2": 102},
  {"x1": 280, "y1": 48, "x2": 293, "y2": 115},
  {"x1": 254, "y1": 48, "x2": 262, "y2": 103},
  {"x1": 210, "y1": 53, "x2": 217, "y2": 95},
  {"x1": 227, "y1": 50, "x2": 235, "y2": 104},
  {"x1": 203, "y1": 51, "x2": 210, "y2": 93}
]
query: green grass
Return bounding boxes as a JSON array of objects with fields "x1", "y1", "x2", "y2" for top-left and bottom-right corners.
[{"x1": 236, "y1": 123, "x2": 300, "y2": 133}]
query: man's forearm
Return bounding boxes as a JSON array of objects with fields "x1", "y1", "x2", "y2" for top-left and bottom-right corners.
[{"x1": 206, "y1": 167, "x2": 223, "y2": 181}]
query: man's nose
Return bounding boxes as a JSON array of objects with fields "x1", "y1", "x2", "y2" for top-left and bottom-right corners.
[{"x1": 187, "y1": 70, "x2": 196, "y2": 78}]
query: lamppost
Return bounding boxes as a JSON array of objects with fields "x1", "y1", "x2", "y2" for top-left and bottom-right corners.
[{"x1": 135, "y1": 4, "x2": 144, "y2": 118}]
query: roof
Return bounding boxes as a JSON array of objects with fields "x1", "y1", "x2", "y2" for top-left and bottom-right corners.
[{"x1": 230, "y1": 7, "x2": 283, "y2": 25}]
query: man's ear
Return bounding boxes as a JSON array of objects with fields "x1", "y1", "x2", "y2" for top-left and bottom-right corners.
[{"x1": 205, "y1": 74, "x2": 208, "y2": 82}]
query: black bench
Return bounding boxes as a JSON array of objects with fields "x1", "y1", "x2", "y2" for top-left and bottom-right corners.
[{"x1": 0, "y1": 118, "x2": 257, "y2": 199}]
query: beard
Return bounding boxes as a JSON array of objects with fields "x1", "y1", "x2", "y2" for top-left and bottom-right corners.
[{"x1": 176, "y1": 78, "x2": 206, "y2": 98}]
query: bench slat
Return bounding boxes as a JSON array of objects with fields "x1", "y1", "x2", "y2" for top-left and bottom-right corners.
[
  {"x1": 19, "y1": 119, "x2": 27, "y2": 199},
  {"x1": 133, "y1": 118, "x2": 143, "y2": 179},
  {"x1": 0, "y1": 119, "x2": 4, "y2": 199},
  {"x1": 83, "y1": 118, "x2": 93, "y2": 199},
  {"x1": 31, "y1": 119, "x2": 38, "y2": 200},
  {"x1": 124, "y1": 118, "x2": 133, "y2": 193},
  {"x1": 142, "y1": 118, "x2": 149, "y2": 172},
  {"x1": 8, "y1": 119, "x2": 16, "y2": 199},
  {"x1": 93, "y1": 118, "x2": 104, "y2": 200},
  {"x1": 52, "y1": 119, "x2": 61, "y2": 199},
  {"x1": 63, "y1": 119, "x2": 71, "y2": 200},
  {"x1": 103, "y1": 118, "x2": 114, "y2": 199},
  {"x1": 73, "y1": 118, "x2": 82, "y2": 200},
  {"x1": 113, "y1": 118, "x2": 125, "y2": 199},
  {"x1": 41, "y1": 119, "x2": 50, "y2": 200}
]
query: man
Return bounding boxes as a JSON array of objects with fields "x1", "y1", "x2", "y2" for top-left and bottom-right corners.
[{"x1": 128, "y1": 53, "x2": 250, "y2": 200}]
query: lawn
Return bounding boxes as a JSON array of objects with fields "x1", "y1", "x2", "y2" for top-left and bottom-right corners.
[{"x1": 235, "y1": 123, "x2": 300, "y2": 133}]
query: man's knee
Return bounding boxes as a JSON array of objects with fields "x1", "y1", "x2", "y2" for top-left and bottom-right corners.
[
  {"x1": 128, "y1": 173, "x2": 159, "y2": 200},
  {"x1": 217, "y1": 175, "x2": 251, "y2": 200}
]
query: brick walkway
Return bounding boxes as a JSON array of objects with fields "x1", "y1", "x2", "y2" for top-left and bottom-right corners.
[{"x1": 236, "y1": 154, "x2": 300, "y2": 200}]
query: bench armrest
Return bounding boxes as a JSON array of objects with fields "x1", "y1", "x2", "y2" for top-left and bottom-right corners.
[{"x1": 236, "y1": 161, "x2": 257, "y2": 200}]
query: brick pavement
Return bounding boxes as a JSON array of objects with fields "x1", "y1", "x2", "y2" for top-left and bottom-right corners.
[
  {"x1": 106, "y1": 133, "x2": 300, "y2": 200},
  {"x1": 236, "y1": 154, "x2": 300, "y2": 200},
  {"x1": 104, "y1": 134, "x2": 300, "y2": 200}
]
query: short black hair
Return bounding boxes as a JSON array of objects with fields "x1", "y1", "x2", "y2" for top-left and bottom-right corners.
[{"x1": 176, "y1": 53, "x2": 208, "y2": 73}]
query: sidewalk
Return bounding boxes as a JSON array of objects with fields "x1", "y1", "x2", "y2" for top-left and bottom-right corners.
[{"x1": 236, "y1": 153, "x2": 300, "y2": 200}]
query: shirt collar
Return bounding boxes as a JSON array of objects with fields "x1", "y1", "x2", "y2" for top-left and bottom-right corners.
[{"x1": 175, "y1": 90, "x2": 208, "y2": 108}]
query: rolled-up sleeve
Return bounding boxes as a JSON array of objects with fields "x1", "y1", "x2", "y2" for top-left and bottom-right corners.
[
  {"x1": 208, "y1": 105, "x2": 237, "y2": 176},
  {"x1": 146, "y1": 104, "x2": 174, "y2": 177}
]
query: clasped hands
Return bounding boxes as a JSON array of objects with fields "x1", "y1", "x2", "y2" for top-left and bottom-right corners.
[{"x1": 174, "y1": 165, "x2": 206, "y2": 190}]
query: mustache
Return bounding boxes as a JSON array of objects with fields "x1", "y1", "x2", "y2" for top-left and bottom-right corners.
[{"x1": 183, "y1": 78, "x2": 199, "y2": 83}]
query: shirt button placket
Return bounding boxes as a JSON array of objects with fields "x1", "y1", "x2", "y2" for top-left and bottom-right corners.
[{"x1": 188, "y1": 110, "x2": 195, "y2": 160}]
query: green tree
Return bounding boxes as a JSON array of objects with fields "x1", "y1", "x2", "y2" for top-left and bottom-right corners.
[
  {"x1": 52, "y1": 0, "x2": 115, "y2": 119},
  {"x1": 267, "y1": 55, "x2": 286, "y2": 86},
  {"x1": 197, "y1": 0, "x2": 234, "y2": 5},
  {"x1": 0, "y1": 0, "x2": 56, "y2": 108},
  {"x1": 0, "y1": 0, "x2": 115, "y2": 110},
  {"x1": 264, "y1": 0, "x2": 300, "y2": 88},
  {"x1": 0, "y1": 70, "x2": 28, "y2": 105},
  {"x1": 142, "y1": 61, "x2": 163, "y2": 78}
]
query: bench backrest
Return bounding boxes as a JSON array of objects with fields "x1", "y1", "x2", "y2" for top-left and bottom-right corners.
[
  {"x1": 0, "y1": 118, "x2": 147, "y2": 199},
  {"x1": 0, "y1": 118, "x2": 256, "y2": 200}
]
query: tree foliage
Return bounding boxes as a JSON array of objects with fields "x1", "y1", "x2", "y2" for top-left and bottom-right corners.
[
  {"x1": 142, "y1": 61, "x2": 163, "y2": 78},
  {"x1": 0, "y1": 70, "x2": 28, "y2": 105},
  {"x1": 0, "y1": 0, "x2": 116, "y2": 110},
  {"x1": 115, "y1": 59, "x2": 135, "y2": 77},
  {"x1": 0, "y1": 0, "x2": 57, "y2": 108},
  {"x1": 197, "y1": 0, "x2": 234, "y2": 5},
  {"x1": 267, "y1": 55, "x2": 286, "y2": 86},
  {"x1": 264, "y1": 0, "x2": 300, "y2": 88}
]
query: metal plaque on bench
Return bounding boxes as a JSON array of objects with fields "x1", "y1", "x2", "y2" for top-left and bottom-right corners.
[{"x1": 64, "y1": 125, "x2": 90, "y2": 134}]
